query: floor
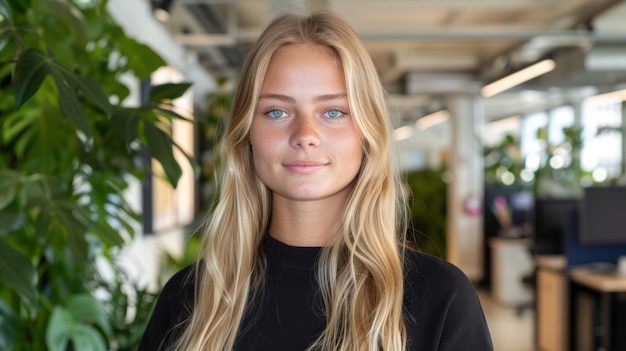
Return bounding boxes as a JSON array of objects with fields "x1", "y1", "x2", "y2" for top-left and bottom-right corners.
[{"x1": 478, "y1": 289, "x2": 536, "y2": 351}]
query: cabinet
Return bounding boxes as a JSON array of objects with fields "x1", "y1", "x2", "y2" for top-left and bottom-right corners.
[
  {"x1": 536, "y1": 256, "x2": 568, "y2": 351},
  {"x1": 489, "y1": 238, "x2": 534, "y2": 306}
]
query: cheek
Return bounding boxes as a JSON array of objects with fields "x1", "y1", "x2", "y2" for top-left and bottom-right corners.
[
  {"x1": 336, "y1": 129, "x2": 363, "y2": 162},
  {"x1": 250, "y1": 133, "x2": 278, "y2": 173},
  {"x1": 249, "y1": 124, "x2": 268, "y2": 158},
  {"x1": 346, "y1": 144, "x2": 364, "y2": 171},
  {"x1": 251, "y1": 141, "x2": 270, "y2": 166}
]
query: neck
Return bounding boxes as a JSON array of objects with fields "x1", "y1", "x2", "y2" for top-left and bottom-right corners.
[{"x1": 269, "y1": 196, "x2": 346, "y2": 247}]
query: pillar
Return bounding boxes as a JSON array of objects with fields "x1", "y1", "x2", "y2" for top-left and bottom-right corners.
[{"x1": 446, "y1": 94, "x2": 485, "y2": 281}]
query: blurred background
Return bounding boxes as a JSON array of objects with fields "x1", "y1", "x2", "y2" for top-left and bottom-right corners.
[{"x1": 2, "y1": 0, "x2": 626, "y2": 350}]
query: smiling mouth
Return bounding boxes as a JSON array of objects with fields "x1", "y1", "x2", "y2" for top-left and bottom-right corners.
[{"x1": 285, "y1": 161, "x2": 327, "y2": 173}]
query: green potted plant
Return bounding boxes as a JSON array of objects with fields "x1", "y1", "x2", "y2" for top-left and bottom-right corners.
[
  {"x1": 405, "y1": 168, "x2": 448, "y2": 259},
  {"x1": 0, "y1": 0, "x2": 199, "y2": 349}
]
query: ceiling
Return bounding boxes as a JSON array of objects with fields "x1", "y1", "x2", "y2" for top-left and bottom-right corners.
[{"x1": 153, "y1": 0, "x2": 626, "y2": 122}]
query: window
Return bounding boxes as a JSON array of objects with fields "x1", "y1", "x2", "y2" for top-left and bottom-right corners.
[
  {"x1": 548, "y1": 105, "x2": 575, "y2": 146},
  {"x1": 581, "y1": 97, "x2": 623, "y2": 182},
  {"x1": 521, "y1": 112, "x2": 548, "y2": 172}
]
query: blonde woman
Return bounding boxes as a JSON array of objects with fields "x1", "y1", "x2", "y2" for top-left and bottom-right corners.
[{"x1": 139, "y1": 11, "x2": 493, "y2": 351}]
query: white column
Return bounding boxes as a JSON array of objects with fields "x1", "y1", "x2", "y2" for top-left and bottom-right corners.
[{"x1": 446, "y1": 94, "x2": 485, "y2": 281}]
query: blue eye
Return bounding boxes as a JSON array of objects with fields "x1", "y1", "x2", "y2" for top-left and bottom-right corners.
[
  {"x1": 325, "y1": 109, "x2": 344, "y2": 119},
  {"x1": 267, "y1": 109, "x2": 285, "y2": 119}
]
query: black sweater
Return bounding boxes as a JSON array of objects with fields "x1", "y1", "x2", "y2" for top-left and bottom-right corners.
[{"x1": 139, "y1": 236, "x2": 493, "y2": 350}]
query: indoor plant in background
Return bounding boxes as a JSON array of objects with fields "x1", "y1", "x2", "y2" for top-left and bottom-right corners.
[
  {"x1": 0, "y1": 0, "x2": 198, "y2": 350},
  {"x1": 483, "y1": 126, "x2": 589, "y2": 198},
  {"x1": 405, "y1": 168, "x2": 448, "y2": 259}
]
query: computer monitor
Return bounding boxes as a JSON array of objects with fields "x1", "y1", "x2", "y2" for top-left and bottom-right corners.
[
  {"x1": 533, "y1": 198, "x2": 578, "y2": 255},
  {"x1": 483, "y1": 185, "x2": 534, "y2": 238},
  {"x1": 579, "y1": 186, "x2": 626, "y2": 245}
]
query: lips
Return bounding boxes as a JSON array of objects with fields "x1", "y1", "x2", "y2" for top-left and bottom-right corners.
[{"x1": 284, "y1": 160, "x2": 327, "y2": 174}]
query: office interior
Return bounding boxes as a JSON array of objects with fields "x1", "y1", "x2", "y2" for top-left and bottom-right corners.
[
  {"x1": 120, "y1": 0, "x2": 626, "y2": 351},
  {"x1": 2, "y1": 0, "x2": 626, "y2": 350}
]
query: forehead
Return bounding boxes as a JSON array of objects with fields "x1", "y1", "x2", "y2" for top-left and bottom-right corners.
[
  {"x1": 273, "y1": 42, "x2": 338, "y2": 59},
  {"x1": 268, "y1": 43, "x2": 342, "y2": 73},
  {"x1": 261, "y1": 43, "x2": 345, "y2": 88}
]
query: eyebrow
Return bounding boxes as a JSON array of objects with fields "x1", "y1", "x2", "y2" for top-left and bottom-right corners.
[{"x1": 258, "y1": 93, "x2": 347, "y2": 103}]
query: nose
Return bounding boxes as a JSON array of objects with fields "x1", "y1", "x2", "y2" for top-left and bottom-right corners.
[{"x1": 290, "y1": 115, "x2": 320, "y2": 148}]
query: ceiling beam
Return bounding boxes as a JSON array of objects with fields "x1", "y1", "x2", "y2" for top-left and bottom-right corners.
[
  {"x1": 359, "y1": 29, "x2": 626, "y2": 42},
  {"x1": 331, "y1": 0, "x2": 597, "y2": 10},
  {"x1": 175, "y1": 0, "x2": 611, "y2": 11},
  {"x1": 172, "y1": 29, "x2": 626, "y2": 47}
]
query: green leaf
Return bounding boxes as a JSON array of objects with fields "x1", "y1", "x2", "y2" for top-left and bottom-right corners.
[
  {"x1": 153, "y1": 105, "x2": 195, "y2": 123},
  {"x1": 0, "y1": 0, "x2": 10, "y2": 53},
  {"x1": 0, "y1": 0, "x2": 11, "y2": 23},
  {"x1": 59, "y1": 66, "x2": 113, "y2": 116},
  {"x1": 0, "y1": 211, "x2": 26, "y2": 234},
  {"x1": 144, "y1": 123, "x2": 182, "y2": 187},
  {"x1": 36, "y1": 208, "x2": 51, "y2": 234},
  {"x1": 0, "y1": 31, "x2": 8, "y2": 54},
  {"x1": 173, "y1": 139, "x2": 201, "y2": 180},
  {"x1": 67, "y1": 203, "x2": 124, "y2": 247},
  {"x1": 53, "y1": 204, "x2": 90, "y2": 260},
  {"x1": 81, "y1": 6, "x2": 106, "y2": 38},
  {"x1": 46, "y1": 308, "x2": 72, "y2": 351},
  {"x1": 67, "y1": 294, "x2": 112, "y2": 337},
  {"x1": 0, "y1": 298, "x2": 20, "y2": 351},
  {"x1": 1, "y1": 109, "x2": 37, "y2": 145},
  {"x1": 13, "y1": 49, "x2": 95, "y2": 142},
  {"x1": 0, "y1": 170, "x2": 20, "y2": 210},
  {"x1": 0, "y1": 240, "x2": 37, "y2": 306},
  {"x1": 46, "y1": 306, "x2": 107, "y2": 351},
  {"x1": 18, "y1": 182, "x2": 45, "y2": 210},
  {"x1": 12, "y1": 49, "x2": 53, "y2": 108},
  {"x1": 149, "y1": 82, "x2": 192, "y2": 102},
  {"x1": 68, "y1": 325, "x2": 107, "y2": 351},
  {"x1": 111, "y1": 108, "x2": 139, "y2": 146},
  {"x1": 119, "y1": 39, "x2": 165, "y2": 79},
  {"x1": 52, "y1": 72, "x2": 92, "y2": 141},
  {"x1": 19, "y1": 176, "x2": 68, "y2": 210}
]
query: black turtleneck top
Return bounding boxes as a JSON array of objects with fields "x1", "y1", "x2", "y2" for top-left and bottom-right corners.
[{"x1": 139, "y1": 236, "x2": 493, "y2": 350}]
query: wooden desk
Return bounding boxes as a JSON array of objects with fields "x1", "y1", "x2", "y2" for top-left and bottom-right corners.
[
  {"x1": 569, "y1": 267, "x2": 626, "y2": 351},
  {"x1": 570, "y1": 269, "x2": 626, "y2": 292},
  {"x1": 536, "y1": 255, "x2": 566, "y2": 271},
  {"x1": 535, "y1": 255, "x2": 568, "y2": 351}
]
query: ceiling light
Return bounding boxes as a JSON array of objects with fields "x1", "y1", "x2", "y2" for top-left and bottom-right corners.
[
  {"x1": 481, "y1": 59, "x2": 556, "y2": 98},
  {"x1": 584, "y1": 89, "x2": 626, "y2": 104},
  {"x1": 154, "y1": 0, "x2": 174, "y2": 22},
  {"x1": 487, "y1": 115, "x2": 521, "y2": 133},
  {"x1": 392, "y1": 126, "x2": 414, "y2": 141},
  {"x1": 415, "y1": 110, "x2": 449, "y2": 131},
  {"x1": 154, "y1": 8, "x2": 170, "y2": 22}
]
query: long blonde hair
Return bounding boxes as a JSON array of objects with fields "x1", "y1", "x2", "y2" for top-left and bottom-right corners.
[{"x1": 172, "y1": 11, "x2": 409, "y2": 351}]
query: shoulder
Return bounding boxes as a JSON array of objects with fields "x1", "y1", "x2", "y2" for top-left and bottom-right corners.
[
  {"x1": 159, "y1": 264, "x2": 197, "y2": 302},
  {"x1": 402, "y1": 247, "x2": 482, "y2": 310},
  {"x1": 154, "y1": 263, "x2": 198, "y2": 324},
  {"x1": 403, "y1": 248, "x2": 476, "y2": 294},
  {"x1": 402, "y1": 248, "x2": 493, "y2": 350},
  {"x1": 138, "y1": 264, "x2": 197, "y2": 351}
]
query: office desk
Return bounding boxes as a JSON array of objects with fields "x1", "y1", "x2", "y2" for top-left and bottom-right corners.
[
  {"x1": 535, "y1": 255, "x2": 568, "y2": 351},
  {"x1": 569, "y1": 268, "x2": 626, "y2": 351},
  {"x1": 570, "y1": 269, "x2": 626, "y2": 291}
]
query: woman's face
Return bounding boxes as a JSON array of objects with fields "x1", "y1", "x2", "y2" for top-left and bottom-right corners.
[{"x1": 249, "y1": 43, "x2": 363, "y2": 206}]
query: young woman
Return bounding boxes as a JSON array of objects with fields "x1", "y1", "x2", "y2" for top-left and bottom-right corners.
[{"x1": 139, "y1": 11, "x2": 493, "y2": 351}]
